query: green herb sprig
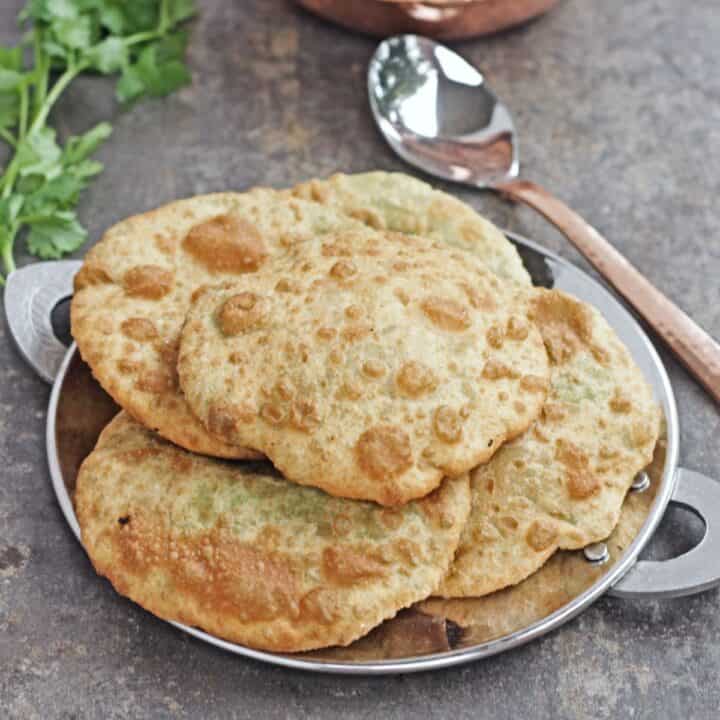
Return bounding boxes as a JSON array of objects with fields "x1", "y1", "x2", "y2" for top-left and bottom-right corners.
[{"x1": 0, "y1": 0, "x2": 197, "y2": 285}]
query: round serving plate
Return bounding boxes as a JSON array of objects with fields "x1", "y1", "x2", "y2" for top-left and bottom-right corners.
[
  {"x1": 5, "y1": 231, "x2": 720, "y2": 675},
  {"x1": 295, "y1": 0, "x2": 561, "y2": 40}
]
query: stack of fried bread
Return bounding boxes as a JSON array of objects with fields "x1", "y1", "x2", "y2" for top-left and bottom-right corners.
[{"x1": 70, "y1": 172, "x2": 661, "y2": 653}]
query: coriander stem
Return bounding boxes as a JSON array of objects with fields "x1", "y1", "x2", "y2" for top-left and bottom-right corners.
[
  {"x1": 29, "y1": 61, "x2": 87, "y2": 134},
  {"x1": 124, "y1": 30, "x2": 162, "y2": 47},
  {"x1": 0, "y1": 62, "x2": 74, "y2": 202},
  {"x1": 19, "y1": 83, "x2": 29, "y2": 140},
  {"x1": 1, "y1": 231, "x2": 17, "y2": 279},
  {"x1": 0, "y1": 128, "x2": 17, "y2": 147},
  {"x1": 16, "y1": 213, "x2": 47, "y2": 224},
  {"x1": 34, "y1": 30, "x2": 49, "y2": 112},
  {"x1": 1, "y1": 158, "x2": 20, "y2": 199},
  {"x1": 159, "y1": 0, "x2": 170, "y2": 33}
]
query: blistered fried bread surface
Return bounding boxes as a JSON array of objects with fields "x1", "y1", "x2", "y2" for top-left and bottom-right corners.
[
  {"x1": 75, "y1": 412, "x2": 471, "y2": 653},
  {"x1": 293, "y1": 171, "x2": 531, "y2": 285},
  {"x1": 436, "y1": 289, "x2": 661, "y2": 597},
  {"x1": 422, "y1": 429, "x2": 666, "y2": 645},
  {"x1": 178, "y1": 231, "x2": 550, "y2": 505},
  {"x1": 70, "y1": 191, "x2": 367, "y2": 458}
]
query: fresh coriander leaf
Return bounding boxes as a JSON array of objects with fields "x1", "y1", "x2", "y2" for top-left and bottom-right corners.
[
  {"x1": 117, "y1": 36, "x2": 191, "y2": 104},
  {"x1": 127, "y1": 0, "x2": 162, "y2": 33},
  {"x1": 52, "y1": 15, "x2": 95, "y2": 51},
  {"x1": 70, "y1": 158, "x2": 103, "y2": 179},
  {"x1": 21, "y1": 174, "x2": 84, "y2": 214},
  {"x1": 0, "y1": 94, "x2": 20, "y2": 130},
  {"x1": 0, "y1": 68, "x2": 24, "y2": 91},
  {"x1": 22, "y1": 0, "x2": 79, "y2": 23},
  {"x1": 74, "y1": 0, "x2": 104, "y2": 11},
  {"x1": 85, "y1": 36, "x2": 127, "y2": 74},
  {"x1": 99, "y1": 0, "x2": 159, "y2": 36},
  {"x1": 136, "y1": 40, "x2": 163, "y2": 72},
  {"x1": 2, "y1": 0, "x2": 196, "y2": 278},
  {"x1": 26, "y1": 210, "x2": 87, "y2": 259},
  {"x1": 0, "y1": 195, "x2": 24, "y2": 226},
  {"x1": 166, "y1": 0, "x2": 197, "y2": 25},
  {"x1": 0, "y1": 74, "x2": 20, "y2": 129},
  {"x1": 41, "y1": 38, "x2": 71, "y2": 61},
  {"x1": 154, "y1": 31, "x2": 188, "y2": 63},
  {"x1": 63, "y1": 121, "x2": 112, "y2": 163},
  {"x1": 9, "y1": 195, "x2": 24, "y2": 222},
  {"x1": 116, "y1": 64, "x2": 145, "y2": 103},
  {"x1": 0, "y1": 46, "x2": 23, "y2": 71},
  {"x1": 129, "y1": 39, "x2": 191, "y2": 99},
  {"x1": 15, "y1": 174, "x2": 45, "y2": 195},
  {"x1": 0, "y1": 44, "x2": 26, "y2": 92},
  {"x1": 20, "y1": 124, "x2": 110, "y2": 211},
  {"x1": 20, "y1": 163, "x2": 104, "y2": 218},
  {"x1": 16, "y1": 127, "x2": 63, "y2": 179},
  {"x1": 97, "y1": 5, "x2": 125, "y2": 35},
  {"x1": 147, "y1": 60, "x2": 190, "y2": 96}
]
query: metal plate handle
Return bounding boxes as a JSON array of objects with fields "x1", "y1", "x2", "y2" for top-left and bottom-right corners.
[
  {"x1": 4, "y1": 261, "x2": 81, "y2": 384},
  {"x1": 609, "y1": 467, "x2": 720, "y2": 599}
]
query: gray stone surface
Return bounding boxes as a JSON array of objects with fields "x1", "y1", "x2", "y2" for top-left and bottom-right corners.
[{"x1": 1, "y1": 0, "x2": 719, "y2": 717}]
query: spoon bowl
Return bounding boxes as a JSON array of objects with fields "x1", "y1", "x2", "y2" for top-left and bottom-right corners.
[
  {"x1": 369, "y1": 35, "x2": 720, "y2": 405},
  {"x1": 369, "y1": 35, "x2": 518, "y2": 185}
]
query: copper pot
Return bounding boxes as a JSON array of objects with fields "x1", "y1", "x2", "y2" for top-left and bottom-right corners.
[{"x1": 295, "y1": 0, "x2": 561, "y2": 40}]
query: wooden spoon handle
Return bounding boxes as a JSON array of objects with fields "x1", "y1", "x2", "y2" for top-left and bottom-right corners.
[{"x1": 496, "y1": 178, "x2": 720, "y2": 405}]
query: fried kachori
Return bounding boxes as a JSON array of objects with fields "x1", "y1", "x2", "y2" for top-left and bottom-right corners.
[
  {"x1": 75, "y1": 412, "x2": 471, "y2": 652},
  {"x1": 177, "y1": 231, "x2": 550, "y2": 505}
]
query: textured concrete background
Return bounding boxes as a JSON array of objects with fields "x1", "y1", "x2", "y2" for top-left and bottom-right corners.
[{"x1": 1, "y1": 1, "x2": 719, "y2": 718}]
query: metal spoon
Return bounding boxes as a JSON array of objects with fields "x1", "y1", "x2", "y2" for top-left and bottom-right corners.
[{"x1": 369, "y1": 34, "x2": 720, "y2": 405}]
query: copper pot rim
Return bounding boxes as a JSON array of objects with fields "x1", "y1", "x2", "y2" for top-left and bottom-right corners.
[
  {"x1": 376, "y1": 1, "x2": 480, "y2": 5},
  {"x1": 296, "y1": 0, "x2": 562, "y2": 40}
]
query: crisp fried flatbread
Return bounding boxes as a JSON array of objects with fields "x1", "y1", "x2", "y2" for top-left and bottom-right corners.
[
  {"x1": 436, "y1": 289, "x2": 661, "y2": 597},
  {"x1": 75, "y1": 412, "x2": 471, "y2": 653},
  {"x1": 292, "y1": 172, "x2": 530, "y2": 285},
  {"x1": 178, "y1": 230, "x2": 549, "y2": 505},
  {"x1": 70, "y1": 191, "x2": 366, "y2": 458},
  {"x1": 421, "y1": 429, "x2": 665, "y2": 645},
  {"x1": 308, "y1": 429, "x2": 665, "y2": 661}
]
